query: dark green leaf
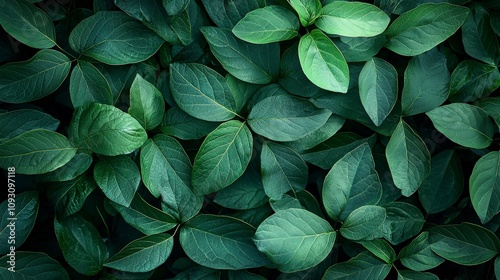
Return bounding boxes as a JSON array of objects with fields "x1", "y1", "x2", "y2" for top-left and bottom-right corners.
[
  {"x1": 383, "y1": 202, "x2": 425, "y2": 245},
  {"x1": 70, "y1": 60, "x2": 113, "y2": 107},
  {"x1": 333, "y1": 35, "x2": 386, "y2": 62},
  {"x1": 449, "y1": 60, "x2": 500, "y2": 102},
  {"x1": 201, "y1": 0, "x2": 265, "y2": 29},
  {"x1": 160, "y1": 106, "x2": 220, "y2": 140},
  {"x1": 359, "y1": 239, "x2": 396, "y2": 264},
  {"x1": 476, "y1": 97, "x2": 500, "y2": 129},
  {"x1": 40, "y1": 152, "x2": 93, "y2": 182},
  {"x1": 322, "y1": 252, "x2": 391, "y2": 280},
  {"x1": 398, "y1": 232, "x2": 445, "y2": 271},
  {"x1": 128, "y1": 74, "x2": 165, "y2": 130},
  {"x1": 0, "y1": 109, "x2": 59, "y2": 141},
  {"x1": 470, "y1": 151, "x2": 500, "y2": 224},
  {"x1": 0, "y1": 252, "x2": 69, "y2": 280},
  {"x1": 340, "y1": 205, "x2": 386, "y2": 241},
  {"x1": 163, "y1": 0, "x2": 189, "y2": 16},
  {"x1": 270, "y1": 195, "x2": 305, "y2": 212},
  {"x1": 228, "y1": 270, "x2": 266, "y2": 280},
  {"x1": 226, "y1": 73, "x2": 262, "y2": 112},
  {"x1": 46, "y1": 175, "x2": 96, "y2": 217},
  {"x1": 285, "y1": 114, "x2": 345, "y2": 151},
  {"x1": 171, "y1": 265, "x2": 220, "y2": 280},
  {"x1": 398, "y1": 270, "x2": 439, "y2": 280},
  {"x1": 289, "y1": 0, "x2": 322, "y2": 27}
]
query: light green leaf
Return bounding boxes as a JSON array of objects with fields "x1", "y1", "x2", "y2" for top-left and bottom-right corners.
[
  {"x1": 289, "y1": 0, "x2": 322, "y2": 27},
  {"x1": 69, "y1": 103, "x2": 147, "y2": 156},
  {"x1": 254, "y1": 208, "x2": 335, "y2": 273},
  {"x1": 359, "y1": 57, "x2": 398, "y2": 126},
  {"x1": 160, "y1": 106, "x2": 220, "y2": 140},
  {"x1": 398, "y1": 270, "x2": 439, "y2": 280},
  {"x1": 170, "y1": 63, "x2": 238, "y2": 122},
  {"x1": 233, "y1": 5, "x2": 299, "y2": 44},
  {"x1": 429, "y1": 223, "x2": 500, "y2": 265},
  {"x1": 333, "y1": 34, "x2": 386, "y2": 62},
  {"x1": 192, "y1": 120, "x2": 253, "y2": 195},
  {"x1": 386, "y1": 121, "x2": 430, "y2": 196},
  {"x1": 0, "y1": 192, "x2": 38, "y2": 255},
  {"x1": 340, "y1": 205, "x2": 386, "y2": 241},
  {"x1": 70, "y1": 60, "x2": 113, "y2": 108},
  {"x1": 401, "y1": 48, "x2": 450, "y2": 116},
  {"x1": 469, "y1": 151, "x2": 500, "y2": 224},
  {"x1": 201, "y1": 0, "x2": 265, "y2": 29},
  {"x1": 359, "y1": 239, "x2": 396, "y2": 264},
  {"x1": 248, "y1": 95, "x2": 331, "y2": 141},
  {"x1": 426, "y1": 103, "x2": 494, "y2": 149},
  {"x1": 383, "y1": 202, "x2": 425, "y2": 245},
  {"x1": 54, "y1": 215, "x2": 108, "y2": 276},
  {"x1": 69, "y1": 11, "x2": 164, "y2": 65},
  {"x1": 322, "y1": 252, "x2": 391, "y2": 280},
  {"x1": 261, "y1": 142, "x2": 308, "y2": 200},
  {"x1": 384, "y1": 3, "x2": 469, "y2": 56},
  {"x1": 316, "y1": 1, "x2": 390, "y2": 37},
  {"x1": 0, "y1": 252, "x2": 69, "y2": 280},
  {"x1": 398, "y1": 232, "x2": 445, "y2": 271},
  {"x1": 104, "y1": 234, "x2": 173, "y2": 272},
  {"x1": 0, "y1": 109, "x2": 59, "y2": 141},
  {"x1": 201, "y1": 26, "x2": 279, "y2": 84},
  {"x1": 298, "y1": 29, "x2": 349, "y2": 93},
  {"x1": 180, "y1": 215, "x2": 270, "y2": 269},
  {"x1": 128, "y1": 74, "x2": 165, "y2": 130},
  {"x1": 0, "y1": 0, "x2": 55, "y2": 48},
  {"x1": 0, "y1": 129, "x2": 76, "y2": 175},
  {"x1": 449, "y1": 60, "x2": 500, "y2": 102},
  {"x1": 140, "y1": 134, "x2": 202, "y2": 221},
  {"x1": 0, "y1": 49, "x2": 71, "y2": 104},
  {"x1": 46, "y1": 175, "x2": 96, "y2": 218}
]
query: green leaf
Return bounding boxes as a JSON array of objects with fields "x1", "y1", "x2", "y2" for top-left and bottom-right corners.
[
  {"x1": 0, "y1": 109, "x2": 59, "y2": 141},
  {"x1": 359, "y1": 57, "x2": 398, "y2": 126},
  {"x1": 171, "y1": 266, "x2": 221, "y2": 280},
  {"x1": 384, "y1": 3, "x2": 469, "y2": 56},
  {"x1": 180, "y1": 215, "x2": 270, "y2": 269},
  {"x1": 192, "y1": 120, "x2": 253, "y2": 195},
  {"x1": 228, "y1": 270, "x2": 267, "y2": 280},
  {"x1": 93, "y1": 155, "x2": 140, "y2": 207},
  {"x1": 429, "y1": 223, "x2": 500, "y2": 265},
  {"x1": 0, "y1": 192, "x2": 39, "y2": 255},
  {"x1": 170, "y1": 63, "x2": 238, "y2": 121},
  {"x1": 419, "y1": 150, "x2": 463, "y2": 214},
  {"x1": 0, "y1": 0, "x2": 55, "y2": 48},
  {"x1": 40, "y1": 152, "x2": 93, "y2": 182},
  {"x1": 333, "y1": 34, "x2": 386, "y2": 62},
  {"x1": 201, "y1": 26, "x2": 279, "y2": 84},
  {"x1": 401, "y1": 48, "x2": 450, "y2": 116},
  {"x1": 386, "y1": 121, "x2": 430, "y2": 196},
  {"x1": 316, "y1": 2, "x2": 390, "y2": 37},
  {"x1": 340, "y1": 205, "x2": 386, "y2": 241},
  {"x1": 69, "y1": 103, "x2": 147, "y2": 156},
  {"x1": 104, "y1": 233, "x2": 173, "y2": 272},
  {"x1": 270, "y1": 195, "x2": 305, "y2": 212},
  {"x1": 254, "y1": 208, "x2": 336, "y2": 272},
  {"x1": 298, "y1": 29, "x2": 349, "y2": 93},
  {"x1": 201, "y1": 0, "x2": 265, "y2": 29},
  {"x1": 232, "y1": 6, "x2": 299, "y2": 44},
  {"x1": 0, "y1": 129, "x2": 76, "y2": 175},
  {"x1": 0, "y1": 49, "x2": 71, "y2": 103},
  {"x1": 359, "y1": 239, "x2": 396, "y2": 264},
  {"x1": 69, "y1": 11, "x2": 164, "y2": 65},
  {"x1": 46, "y1": 175, "x2": 96, "y2": 218},
  {"x1": 382, "y1": 202, "x2": 425, "y2": 245},
  {"x1": 128, "y1": 74, "x2": 165, "y2": 130},
  {"x1": 322, "y1": 252, "x2": 391, "y2": 280},
  {"x1": 426, "y1": 103, "x2": 494, "y2": 149},
  {"x1": 469, "y1": 151, "x2": 500, "y2": 224},
  {"x1": 248, "y1": 95, "x2": 331, "y2": 141},
  {"x1": 160, "y1": 106, "x2": 220, "y2": 140},
  {"x1": 54, "y1": 215, "x2": 108, "y2": 276},
  {"x1": 449, "y1": 60, "x2": 500, "y2": 102},
  {"x1": 398, "y1": 232, "x2": 445, "y2": 271},
  {"x1": 496, "y1": 256, "x2": 500, "y2": 280},
  {"x1": 289, "y1": 0, "x2": 322, "y2": 27},
  {"x1": 398, "y1": 270, "x2": 439, "y2": 280},
  {"x1": 112, "y1": 193, "x2": 177, "y2": 235},
  {"x1": 226, "y1": 73, "x2": 262, "y2": 112},
  {"x1": 286, "y1": 114, "x2": 345, "y2": 151},
  {"x1": 476, "y1": 97, "x2": 500, "y2": 129},
  {"x1": 163, "y1": 0, "x2": 189, "y2": 16},
  {"x1": 261, "y1": 142, "x2": 308, "y2": 200},
  {"x1": 0, "y1": 252, "x2": 69, "y2": 280},
  {"x1": 140, "y1": 134, "x2": 202, "y2": 221},
  {"x1": 70, "y1": 60, "x2": 113, "y2": 108}
]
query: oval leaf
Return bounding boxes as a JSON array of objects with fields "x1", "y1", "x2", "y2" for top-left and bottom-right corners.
[
  {"x1": 46, "y1": 175, "x2": 96, "y2": 218},
  {"x1": 322, "y1": 252, "x2": 391, "y2": 280},
  {"x1": 0, "y1": 109, "x2": 59, "y2": 141},
  {"x1": 340, "y1": 205, "x2": 386, "y2": 241},
  {"x1": 70, "y1": 60, "x2": 113, "y2": 108},
  {"x1": 128, "y1": 74, "x2": 165, "y2": 130},
  {"x1": 398, "y1": 232, "x2": 445, "y2": 271},
  {"x1": 0, "y1": 252, "x2": 69, "y2": 280},
  {"x1": 160, "y1": 106, "x2": 220, "y2": 140},
  {"x1": 289, "y1": 0, "x2": 322, "y2": 27},
  {"x1": 469, "y1": 151, "x2": 500, "y2": 224},
  {"x1": 383, "y1": 202, "x2": 425, "y2": 245}
]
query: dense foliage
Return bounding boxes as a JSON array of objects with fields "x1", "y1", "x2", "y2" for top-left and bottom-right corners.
[{"x1": 0, "y1": 0, "x2": 500, "y2": 279}]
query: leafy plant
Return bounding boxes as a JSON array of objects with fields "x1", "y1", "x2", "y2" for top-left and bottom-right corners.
[{"x1": 0, "y1": 0, "x2": 499, "y2": 279}]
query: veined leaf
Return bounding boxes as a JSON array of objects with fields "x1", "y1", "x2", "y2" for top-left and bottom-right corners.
[
  {"x1": 128, "y1": 74, "x2": 165, "y2": 130},
  {"x1": 340, "y1": 205, "x2": 386, "y2": 241},
  {"x1": 470, "y1": 151, "x2": 500, "y2": 224},
  {"x1": 0, "y1": 109, "x2": 59, "y2": 141},
  {"x1": 333, "y1": 34, "x2": 386, "y2": 63},
  {"x1": 70, "y1": 60, "x2": 113, "y2": 108},
  {"x1": 398, "y1": 232, "x2": 445, "y2": 271},
  {"x1": 40, "y1": 152, "x2": 93, "y2": 182},
  {"x1": 0, "y1": 252, "x2": 69, "y2": 280},
  {"x1": 201, "y1": 0, "x2": 265, "y2": 29},
  {"x1": 46, "y1": 175, "x2": 96, "y2": 218},
  {"x1": 449, "y1": 60, "x2": 500, "y2": 102},
  {"x1": 289, "y1": 0, "x2": 322, "y2": 27},
  {"x1": 383, "y1": 202, "x2": 425, "y2": 245},
  {"x1": 398, "y1": 270, "x2": 439, "y2": 280},
  {"x1": 286, "y1": 114, "x2": 345, "y2": 151},
  {"x1": 163, "y1": 0, "x2": 189, "y2": 16},
  {"x1": 476, "y1": 97, "x2": 500, "y2": 129},
  {"x1": 160, "y1": 106, "x2": 220, "y2": 140},
  {"x1": 322, "y1": 252, "x2": 391, "y2": 280},
  {"x1": 359, "y1": 239, "x2": 396, "y2": 264}
]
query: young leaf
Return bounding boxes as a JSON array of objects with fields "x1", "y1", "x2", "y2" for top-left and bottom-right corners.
[
  {"x1": 232, "y1": 6, "x2": 300, "y2": 44},
  {"x1": 358, "y1": 239, "x2": 396, "y2": 264},
  {"x1": 54, "y1": 215, "x2": 108, "y2": 276},
  {"x1": 289, "y1": 0, "x2": 322, "y2": 27},
  {"x1": 359, "y1": 58, "x2": 398, "y2": 126},
  {"x1": 426, "y1": 103, "x2": 494, "y2": 149},
  {"x1": 398, "y1": 232, "x2": 445, "y2": 271},
  {"x1": 69, "y1": 103, "x2": 147, "y2": 156},
  {"x1": 386, "y1": 121, "x2": 430, "y2": 196},
  {"x1": 383, "y1": 202, "x2": 425, "y2": 245},
  {"x1": 69, "y1": 11, "x2": 164, "y2": 65},
  {"x1": 429, "y1": 223, "x2": 500, "y2": 265},
  {"x1": 104, "y1": 233, "x2": 174, "y2": 272},
  {"x1": 340, "y1": 205, "x2": 386, "y2": 241},
  {"x1": 248, "y1": 95, "x2": 331, "y2": 141},
  {"x1": 322, "y1": 252, "x2": 391, "y2": 280},
  {"x1": 449, "y1": 60, "x2": 500, "y2": 102},
  {"x1": 0, "y1": 0, "x2": 56, "y2": 48},
  {"x1": 0, "y1": 252, "x2": 69, "y2": 280},
  {"x1": 384, "y1": 3, "x2": 469, "y2": 56},
  {"x1": 192, "y1": 120, "x2": 253, "y2": 195},
  {"x1": 401, "y1": 48, "x2": 450, "y2": 116},
  {"x1": 201, "y1": 0, "x2": 265, "y2": 29},
  {"x1": 160, "y1": 106, "x2": 220, "y2": 140},
  {"x1": 0, "y1": 49, "x2": 71, "y2": 104},
  {"x1": 298, "y1": 29, "x2": 349, "y2": 93},
  {"x1": 315, "y1": 2, "x2": 390, "y2": 37},
  {"x1": 0, "y1": 129, "x2": 76, "y2": 175},
  {"x1": 180, "y1": 215, "x2": 270, "y2": 269},
  {"x1": 128, "y1": 74, "x2": 165, "y2": 130},
  {"x1": 46, "y1": 175, "x2": 96, "y2": 218},
  {"x1": 170, "y1": 63, "x2": 238, "y2": 122},
  {"x1": 70, "y1": 60, "x2": 113, "y2": 108},
  {"x1": 0, "y1": 109, "x2": 59, "y2": 141},
  {"x1": 254, "y1": 208, "x2": 335, "y2": 273},
  {"x1": 469, "y1": 151, "x2": 500, "y2": 224}
]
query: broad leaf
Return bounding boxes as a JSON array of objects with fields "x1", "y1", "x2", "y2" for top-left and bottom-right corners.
[
  {"x1": 398, "y1": 232, "x2": 445, "y2": 271},
  {"x1": 0, "y1": 49, "x2": 71, "y2": 103},
  {"x1": 333, "y1": 34, "x2": 386, "y2": 62},
  {"x1": 322, "y1": 252, "x2": 391, "y2": 280},
  {"x1": 128, "y1": 74, "x2": 165, "y2": 130},
  {"x1": 192, "y1": 120, "x2": 253, "y2": 195},
  {"x1": 160, "y1": 106, "x2": 220, "y2": 140},
  {"x1": 299, "y1": 29, "x2": 349, "y2": 93},
  {"x1": 254, "y1": 208, "x2": 335, "y2": 273},
  {"x1": 286, "y1": 114, "x2": 345, "y2": 151},
  {"x1": 0, "y1": 109, "x2": 59, "y2": 141},
  {"x1": 383, "y1": 202, "x2": 425, "y2": 245},
  {"x1": 163, "y1": 0, "x2": 189, "y2": 16},
  {"x1": 398, "y1": 270, "x2": 439, "y2": 280},
  {"x1": 70, "y1": 60, "x2": 113, "y2": 107},
  {"x1": 469, "y1": 151, "x2": 500, "y2": 224},
  {"x1": 449, "y1": 60, "x2": 500, "y2": 102},
  {"x1": 180, "y1": 215, "x2": 270, "y2": 269},
  {"x1": 384, "y1": 3, "x2": 469, "y2": 56},
  {"x1": 289, "y1": 0, "x2": 322, "y2": 27},
  {"x1": 340, "y1": 205, "x2": 386, "y2": 241},
  {"x1": 40, "y1": 152, "x2": 93, "y2": 182},
  {"x1": 69, "y1": 103, "x2": 147, "y2": 156},
  {"x1": 46, "y1": 175, "x2": 96, "y2": 218},
  {"x1": 359, "y1": 239, "x2": 396, "y2": 264},
  {"x1": 476, "y1": 97, "x2": 500, "y2": 129},
  {"x1": 0, "y1": 252, "x2": 69, "y2": 280},
  {"x1": 426, "y1": 103, "x2": 494, "y2": 149},
  {"x1": 201, "y1": 0, "x2": 265, "y2": 29}
]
